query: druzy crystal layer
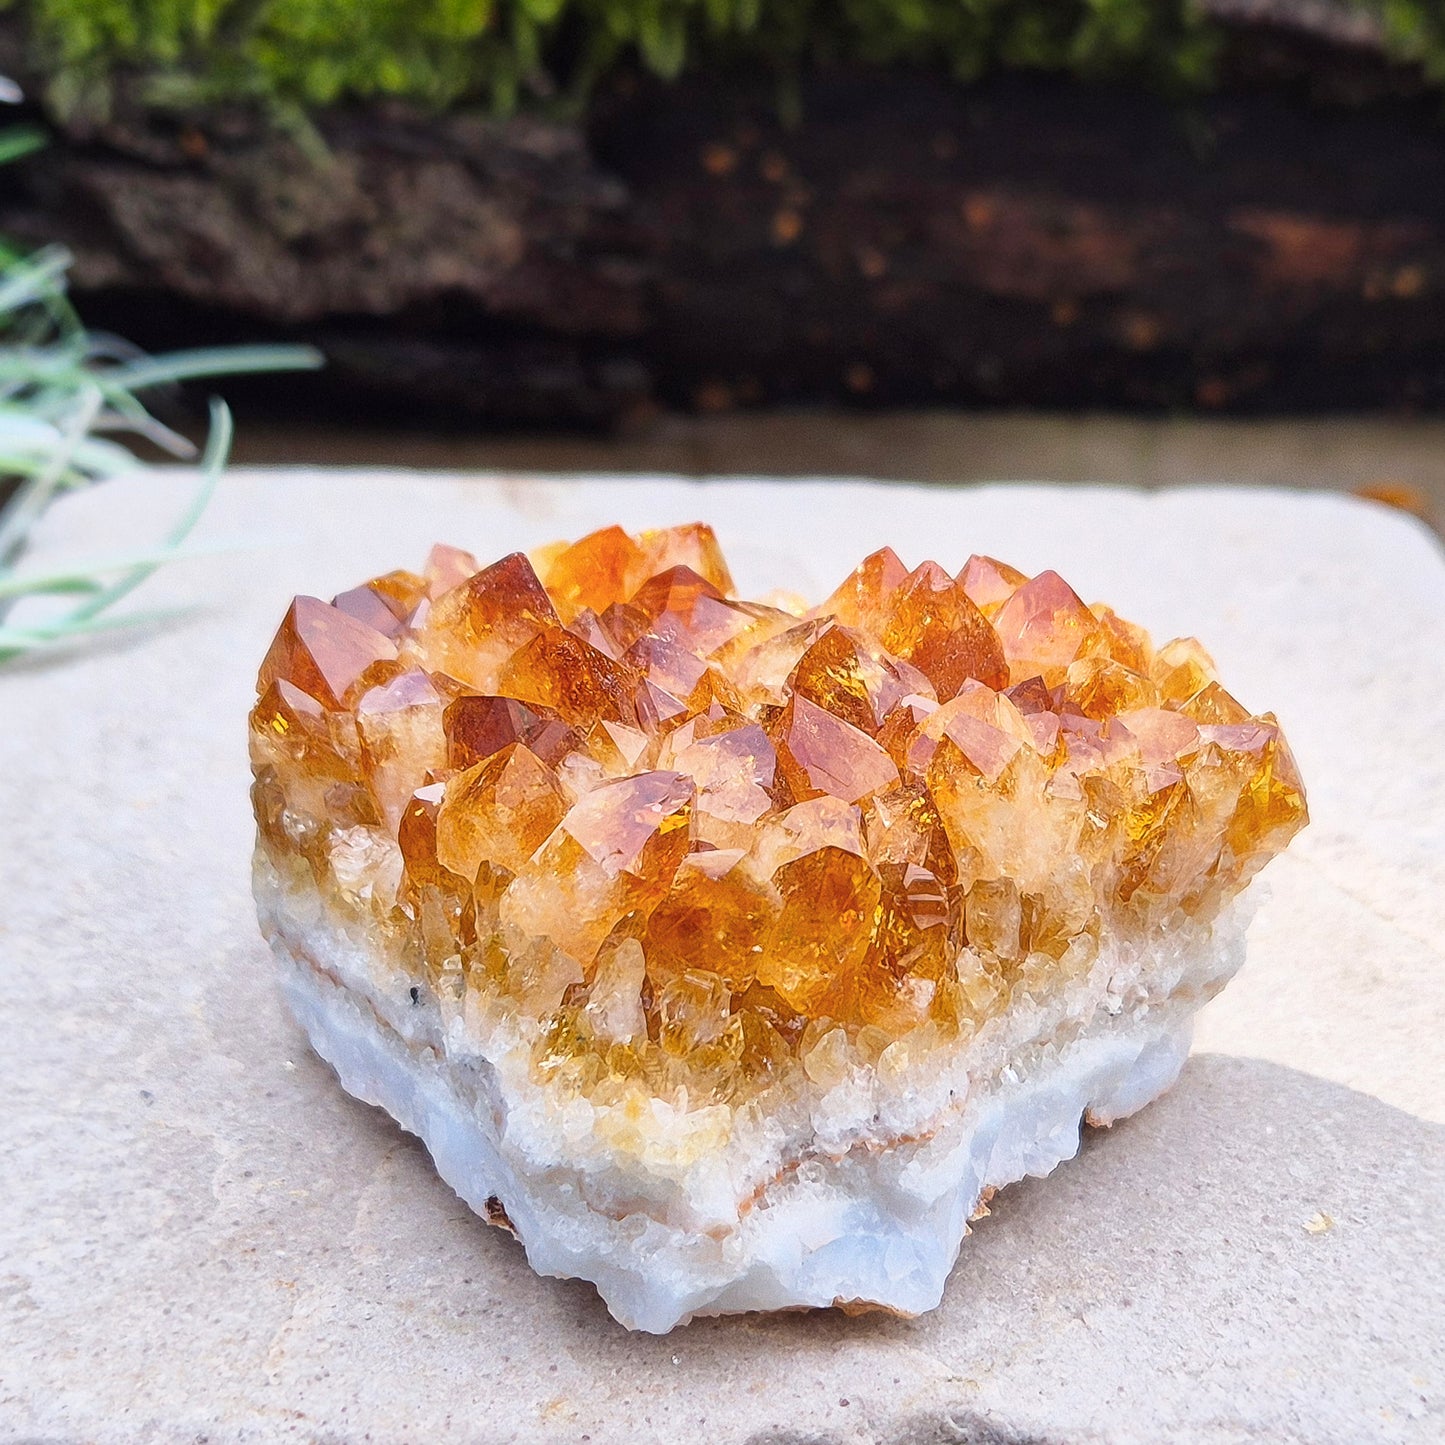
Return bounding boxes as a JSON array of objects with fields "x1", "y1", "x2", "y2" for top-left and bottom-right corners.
[{"x1": 250, "y1": 523, "x2": 1307, "y2": 1329}]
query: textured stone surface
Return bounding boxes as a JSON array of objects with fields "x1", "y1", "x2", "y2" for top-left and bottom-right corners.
[{"x1": 1, "y1": 472, "x2": 1442, "y2": 1440}]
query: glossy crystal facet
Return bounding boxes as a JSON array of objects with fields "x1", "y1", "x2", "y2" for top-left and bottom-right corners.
[{"x1": 251, "y1": 523, "x2": 1308, "y2": 1108}]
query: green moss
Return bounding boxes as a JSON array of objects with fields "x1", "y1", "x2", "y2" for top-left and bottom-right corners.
[{"x1": 6, "y1": 0, "x2": 1445, "y2": 120}]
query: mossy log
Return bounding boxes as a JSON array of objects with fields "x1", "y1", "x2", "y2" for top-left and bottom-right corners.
[{"x1": 3, "y1": 18, "x2": 1444, "y2": 425}]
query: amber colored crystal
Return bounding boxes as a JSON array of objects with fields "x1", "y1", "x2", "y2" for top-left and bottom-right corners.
[
  {"x1": 536, "y1": 525, "x2": 650, "y2": 624},
  {"x1": 562, "y1": 770, "x2": 694, "y2": 876},
  {"x1": 502, "y1": 772, "x2": 693, "y2": 968},
  {"x1": 333, "y1": 571, "x2": 426, "y2": 640},
  {"x1": 1090, "y1": 604, "x2": 1153, "y2": 674},
  {"x1": 422, "y1": 552, "x2": 560, "y2": 692},
  {"x1": 444, "y1": 694, "x2": 579, "y2": 770},
  {"x1": 670, "y1": 722, "x2": 777, "y2": 829},
  {"x1": 1063, "y1": 656, "x2": 1161, "y2": 721},
  {"x1": 773, "y1": 695, "x2": 900, "y2": 804},
  {"x1": 879, "y1": 562, "x2": 1008, "y2": 699},
  {"x1": 251, "y1": 521, "x2": 1308, "y2": 1107},
  {"x1": 817, "y1": 546, "x2": 910, "y2": 632},
  {"x1": 397, "y1": 783, "x2": 470, "y2": 907},
  {"x1": 252, "y1": 677, "x2": 340, "y2": 766},
  {"x1": 1180, "y1": 681, "x2": 1251, "y2": 726},
  {"x1": 644, "y1": 851, "x2": 773, "y2": 992},
  {"x1": 957, "y1": 554, "x2": 1027, "y2": 615},
  {"x1": 992, "y1": 570, "x2": 1105, "y2": 686},
  {"x1": 787, "y1": 625, "x2": 914, "y2": 736},
  {"x1": 498, "y1": 625, "x2": 639, "y2": 727},
  {"x1": 356, "y1": 667, "x2": 448, "y2": 831},
  {"x1": 758, "y1": 846, "x2": 884, "y2": 1024},
  {"x1": 636, "y1": 523, "x2": 734, "y2": 597},
  {"x1": 257, "y1": 596, "x2": 398, "y2": 709},
  {"x1": 436, "y1": 744, "x2": 568, "y2": 878}
]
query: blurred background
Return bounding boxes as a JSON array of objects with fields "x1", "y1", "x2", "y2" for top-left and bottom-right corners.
[{"x1": 2, "y1": 0, "x2": 1443, "y2": 532}]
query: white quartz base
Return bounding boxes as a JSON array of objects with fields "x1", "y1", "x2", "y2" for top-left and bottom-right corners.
[{"x1": 277, "y1": 942, "x2": 1193, "y2": 1332}]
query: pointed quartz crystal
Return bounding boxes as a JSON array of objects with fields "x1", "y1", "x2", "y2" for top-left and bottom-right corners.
[
  {"x1": 645, "y1": 850, "x2": 775, "y2": 993},
  {"x1": 957, "y1": 554, "x2": 1027, "y2": 615},
  {"x1": 881, "y1": 561, "x2": 1008, "y2": 699},
  {"x1": 992, "y1": 570, "x2": 1106, "y2": 686},
  {"x1": 257, "y1": 596, "x2": 399, "y2": 709},
  {"x1": 332, "y1": 570, "x2": 426, "y2": 641},
  {"x1": 537, "y1": 525, "x2": 650, "y2": 624},
  {"x1": 815, "y1": 546, "x2": 910, "y2": 632},
  {"x1": 786, "y1": 625, "x2": 918, "y2": 736},
  {"x1": 436, "y1": 743, "x2": 569, "y2": 878},
  {"x1": 444, "y1": 694, "x2": 580, "y2": 770},
  {"x1": 758, "y1": 845, "x2": 884, "y2": 1024},
  {"x1": 636, "y1": 523, "x2": 734, "y2": 596},
  {"x1": 356, "y1": 667, "x2": 449, "y2": 832},
  {"x1": 423, "y1": 543, "x2": 480, "y2": 598},
  {"x1": 498, "y1": 625, "x2": 639, "y2": 727},
  {"x1": 422, "y1": 552, "x2": 561, "y2": 693},
  {"x1": 502, "y1": 772, "x2": 694, "y2": 968},
  {"x1": 773, "y1": 694, "x2": 900, "y2": 804}
]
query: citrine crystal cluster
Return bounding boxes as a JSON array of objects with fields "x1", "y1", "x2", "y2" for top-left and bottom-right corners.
[{"x1": 250, "y1": 522, "x2": 1306, "y2": 1330}]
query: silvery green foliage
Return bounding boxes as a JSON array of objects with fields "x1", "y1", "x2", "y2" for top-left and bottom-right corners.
[{"x1": 0, "y1": 176, "x2": 319, "y2": 659}]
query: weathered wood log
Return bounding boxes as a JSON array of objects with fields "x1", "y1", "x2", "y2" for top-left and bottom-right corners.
[{"x1": 2, "y1": 13, "x2": 1442, "y2": 425}]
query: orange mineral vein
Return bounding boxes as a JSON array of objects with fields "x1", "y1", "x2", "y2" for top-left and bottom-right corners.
[{"x1": 250, "y1": 524, "x2": 1307, "y2": 1106}]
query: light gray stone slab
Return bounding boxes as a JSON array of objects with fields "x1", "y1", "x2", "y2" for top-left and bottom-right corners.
[{"x1": 1, "y1": 471, "x2": 1442, "y2": 1444}]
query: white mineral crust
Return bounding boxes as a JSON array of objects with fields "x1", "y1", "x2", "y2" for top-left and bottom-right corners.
[{"x1": 257, "y1": 850, "x2": 1242, "y2": 1332}]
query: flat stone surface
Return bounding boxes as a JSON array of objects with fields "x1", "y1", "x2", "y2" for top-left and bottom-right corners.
[{"x1": 2, "y1": 471, "x2": 1442, "y2": 1444}]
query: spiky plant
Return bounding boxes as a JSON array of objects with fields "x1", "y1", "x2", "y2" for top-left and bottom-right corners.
[{"x1": 0, "y1": 120, "x2": 320, "y2": 662}]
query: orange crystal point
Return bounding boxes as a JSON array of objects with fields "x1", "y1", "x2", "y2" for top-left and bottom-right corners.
[
  {"x1": 436, "y1": 743, "x2": 569, "y2": 878},
  {"x1": 773, "y1": 694, "x2": 901, "y2": 804},
  {"x1": 787, "y1": 625, "x2": 911, "y2": 736},
  {"x1": 1214, "y1": 718, "x2": 1309, "y2": 865},
  {"x1": 258, "y1": 595, "x2": 399, "y2": 709},
  {"x1": 252, "y1": 676, "x2": 332, "y2": 755},
  {"x1": 424, "y1": 543, "x2": 480, "y2": 598},
  {"x1": 817, "y1": 546, "x2": 910, "y2": 631},
  {"x1": 914, "y1": 687, "x2": 1024, "y2": 783},
  {"x1": 503, "y1": 772, "x2": 694, "y2": 968},
  {"x1": 957, "y1": 554, "x2": 1027, "y2": 615},
  {"x1": 636, "y1": 523, "x2": 734, "y2": 596},
  {"x1": 444, "y1": 694, "x2": 579, "y2": 770},
  {"x1": 498, "y1": 625, "x2": 639, "y2": 728},
  {"x1": 1089, "y1": 604, "x2": 1153, "y2": 674},
  {"x1": 631, "y1": 563, "x2": 725, "y2": 618},
  {"x1": 1180, "y1": 681, "x2": 1251, "y2": 725},
  {"x1": 251, "y1": 521, "x2": 1308, "y2": 1116},
  {"x1": 864, "y1": 779, "x2": 955, "y2": 881},
  {"x1": 356, "y1": 667, "x2": 448, "y2": 831},
  {"x1": 644, "y1": 851, "x2": 774, "y2": 992},
  {"x1": 671, "y1": 721, "x2": 777, "y2": 828},
  {"x1": 881, "y1": 561, "x2": 1008, "y2": 700},
  {"x1": 537, "y1": 525, "x2": 650, "y2": 624},
  {"x1": 422, "y1": 552, "x2": 561, "y2": 692},
  {"x1": 333, "y1": 570, "x2": 426, "y2": 640},
  {"x1": 1152, "y1": 637, "x2": 1219, "y2": 704},
  {"x1": 396, "y1": 782, "x2": 471, "y2": 905},
  {"x1": 1063, "y1": 656, "x2": 1161, "y2": 720},
  {"x1": 562, "y1": 771, "x2": 695, "y2": 878},
  {"x1": 992, "y1": 569, "x2": 1105, "y2": 686},
  {"x1": 758, "y1": 845, "x2": 883, "y2": 1022},
  {"x1": 623, "y1": 636, "x2": 712, "y2": 711}
]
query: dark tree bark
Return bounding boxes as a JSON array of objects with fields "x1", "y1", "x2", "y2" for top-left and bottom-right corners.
[{"x1": 2, "y1": 10, "x2": 1443, "y2": 426}]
